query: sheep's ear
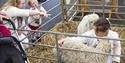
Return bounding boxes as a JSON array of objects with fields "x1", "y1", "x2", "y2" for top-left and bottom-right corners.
[
  {"x1": 106, "y1": 18, "x2": 111, "y2": 29},
  {"x1": 106, "y1": 18, "x2": 109, "y2": 20}
]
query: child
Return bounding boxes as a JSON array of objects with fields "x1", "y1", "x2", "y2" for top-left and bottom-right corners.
[{"x1": 28, "y1": 0, "x2": 48, "y2": 42}]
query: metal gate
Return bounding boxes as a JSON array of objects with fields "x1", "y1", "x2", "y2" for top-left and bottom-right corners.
[{"x1": 18, "y1": 0, "x2": 125, "y2": 63}]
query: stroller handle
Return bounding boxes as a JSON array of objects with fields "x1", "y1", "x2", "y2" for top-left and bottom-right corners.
[{"x1": 1, "y1": 18, "x2": 16, "y2": 30}]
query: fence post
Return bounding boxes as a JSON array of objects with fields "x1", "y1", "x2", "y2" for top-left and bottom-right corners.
[
  {"x1": 60, "y1": 0, "x2": 68, "y2": 22},
  {"x1": 55, "y1": 34, "x2": 62, "y2": 63}
]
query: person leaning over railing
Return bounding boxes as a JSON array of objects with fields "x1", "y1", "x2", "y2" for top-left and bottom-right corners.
[{"x1": 58, "y1": 17, "x2": 121, "y2": 63}]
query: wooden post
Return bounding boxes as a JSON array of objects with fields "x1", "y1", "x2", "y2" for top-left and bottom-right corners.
[
  {"x1": 111, "y1": 0, "x2": 118, "y2": 12},
  {"x1": 61, "y1": 0, "x2": 68, "y2": 22},
  {"x1": 109, "y1": 0, "x2": 122, "y2": 19},
  {"x1": 78, "y1": 0, "x2": 90, "y2": 12}
]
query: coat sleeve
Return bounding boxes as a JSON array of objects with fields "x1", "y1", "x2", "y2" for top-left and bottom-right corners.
[
  {"x1": 39, "y1": 6, "x2": 47, "y2": 13},
  {"x1": 69, "y1": 31, "x2": 91, "y2": 44},
  {"x1": 112, "y1": 32, "x2": 121, "y2": 62},
  {"x1": 3, "y1": 7, "x2": 30, "y2": 17}
]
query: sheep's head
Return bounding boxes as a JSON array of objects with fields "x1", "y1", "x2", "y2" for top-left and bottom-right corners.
[
  {"x1": 96, "y1": 39, "x2": 113, "y2": 53},
  {"x1": 78, "y1": 13, "x2": 100, "y2": 34},
  {"x1": 87, "y1": 13, "x2": 100, "y2": 30}
]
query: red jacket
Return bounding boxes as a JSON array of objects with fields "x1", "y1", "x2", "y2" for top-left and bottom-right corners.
[{"x1": 0, "y1": 24, "x2": 11, "y2": 37}]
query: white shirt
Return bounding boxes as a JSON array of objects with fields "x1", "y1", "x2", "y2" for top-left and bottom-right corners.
[
  {"x1": 2, "y1": 6, "x2": 30, "y2": 17},
  {"x1": 70, "y1": 29, "x2": 121, "y2": 63},
  {"x1": 28, "y1": 6, "x2": 46, "y2": 26},
  {"x1": 1, "y1": 6, "x2": 32, "y2": 29}
]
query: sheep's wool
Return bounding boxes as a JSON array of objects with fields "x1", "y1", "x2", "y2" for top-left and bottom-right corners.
[{"x1": 58, "y1": 38, "x2": 112, "y2": 63}]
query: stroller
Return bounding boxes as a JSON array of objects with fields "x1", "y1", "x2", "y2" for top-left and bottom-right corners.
[{"x1": 0, "y1": 18, "x2": 28, "y2": 63}]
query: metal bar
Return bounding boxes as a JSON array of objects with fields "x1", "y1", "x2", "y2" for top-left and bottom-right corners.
[
  {"x1": 66, "y1": 0, "x2": 78, "y2": 13},
  {"x1": 39, "y1": 12, "x2": 62, "y2": 28},
  {"x1": 67, "y1": 0, "x2": 78, "y2": 21},
  {"x1": 28, "y1": 56, "x2": 57, "y2": 61},
  {"x1": 47, "y1": 3, "x2": 61, "y2": 13},
  {"x1": 24, "y1": 42, "x2": 125, "y2": 58},
  {"x1": 22, "y1": 41, "x2": 125, "y2": 58},
  {"x1": 55, "y1": 34, "x2": 62, "y2": 63},
  {"x1": 66, "y1": 10, "x2": 125, "y2": 14},
  {"x1": 41, "y1": 0, "x2": 50, "y2": 5},
  {"x1": 102, "y1": 0, "x2": 105, "y2": 18},
  {"x1": 66, "y1": 4, "x2": 125, "y2": 8},
  {"x1": 61, "y1": 0, "x2": 67, "y2": 22},
  {"x1": 10, "y1": 29, "x2": 125, "y2": 41},
  {"x1": 67, "y1": 15, "x2": 125, "y2": 21},
  {"x1": 68, "y1": 11, "x2": 77, "y2": 21},
  {"x1": 111, "y1": 24, "x2": 125, "y2": 27}
]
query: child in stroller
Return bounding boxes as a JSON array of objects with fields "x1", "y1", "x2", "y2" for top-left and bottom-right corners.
[{"x1": 0, "y1": 18, "x2": 28, "y2": 63}]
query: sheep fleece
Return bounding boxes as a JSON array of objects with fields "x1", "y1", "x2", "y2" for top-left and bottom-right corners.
[{"x1": 58, "y1": 38, "x2": 112, "y2": 63}]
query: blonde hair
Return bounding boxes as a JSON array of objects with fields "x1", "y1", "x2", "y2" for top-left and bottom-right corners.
[
  {"x1": 28, "y1": 0, "x2": 39, "y2": 7},
  {"x1": 28, "y1": 0, "x2": 33, "y2": 6},
  {"x1": 1, "y1": 0, "x2": 19, "y2": 10}
]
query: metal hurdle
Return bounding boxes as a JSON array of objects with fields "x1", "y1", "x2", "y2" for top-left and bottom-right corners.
[
  {"x1": 11, "y1": 0, "x2": 125, "y2": 63},
  {"x1": 15, "y1": 29, "x2": 125, "y2": 63}
]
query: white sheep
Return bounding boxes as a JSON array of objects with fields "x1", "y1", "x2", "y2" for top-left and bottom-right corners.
[
  {"x1": 54, "y1": 38, "x2": 113, "y2": 63},
  {"x1": 77, "y1": 13, "x2": 99, "y2": 34}
]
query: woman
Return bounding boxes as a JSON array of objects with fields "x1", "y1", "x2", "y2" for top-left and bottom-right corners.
[
  {"x1": 58, "y1": 18, "x2": 121, "y2": 63},
  {"x1": 1, "y1": 0, "x2": 49, "y2": 49}
]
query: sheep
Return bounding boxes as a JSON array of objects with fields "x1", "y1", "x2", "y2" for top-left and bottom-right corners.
[
  {"x1": 77, "y1": 13, "x2": 99, "y2": 34},
  {"x1": 54, "y1": 37, "x2": 113, "y2": 63}
]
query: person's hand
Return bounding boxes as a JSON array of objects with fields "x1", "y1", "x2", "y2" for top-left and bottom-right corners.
[
  {"x1": 4, "y1": 14, "x2": 12, "y2": 20},
  {"x1": 0, "y1": 15, "x2": 6, "y2": 21},
  {"x1": 42, "y1": 13, "x2": 48, "y2": 18},
  {"x1": 112, "y1": 61, "x2": 119, "y2": 63},
  {"x1": 40, "y1": 13, "x2": 50, "y2": 18},
  {"x1": 0, "y1": 12, "x2": 11, "y2": 20}
]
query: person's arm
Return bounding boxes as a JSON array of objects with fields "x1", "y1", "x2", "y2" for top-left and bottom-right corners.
[
  {"x1": 2, "y1": 7, "x2": 48, "y2": 18},
  {"x1": 112, "y1": 32, "x2": 121, "y2": 63},
  {"x1": 58, "y1": 31, "x2": 90, "y2": 46},
  {"x1": 58, "y1": 36, "x2": 87, "y2": 47},
  {"x1": 2, "y1": 7, "x2": 30, "y2": 17}
]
